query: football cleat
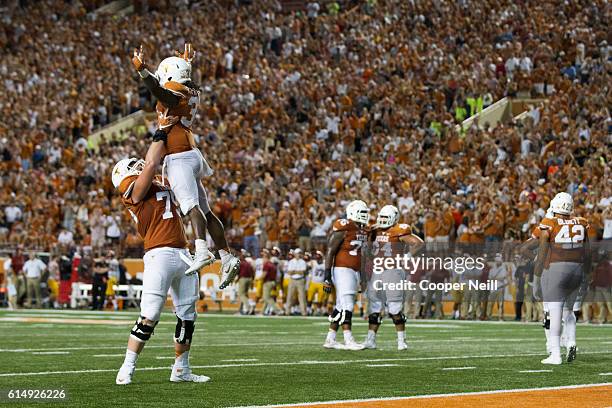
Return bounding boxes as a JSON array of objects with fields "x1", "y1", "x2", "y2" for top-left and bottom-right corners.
[
  {"x1": 397, "y1": 341, "x2": 408, "y2": 351},
  {"x1": 323, "y1": 338, "x2": 341, "y2": 349},
  {"x1": 184, "y1": 249, "x2": 216, "y2": 276},
  {"x1": 343, "y1": 339, "x2": 365, "y2": 351},
  {"x1": 170, "y1": 367, "x2": 211, "y2": 383},
  {"x1": 115, "y1": 365, "x2": 135, "y2": 385},
  {"x1": 363, "y1": 337, "x2": 377, "y2": 349},
  {"x1": 541, "y1": 354, "x2": 562, "y2": 365},
  {"x1": 566, "y1": 345, "x2": 577, "y2": 363},
  {"x1": 219, "y1": 254, "x2": 240, "y2": 289}
]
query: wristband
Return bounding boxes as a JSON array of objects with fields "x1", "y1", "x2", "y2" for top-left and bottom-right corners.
[{"x1": 138, "y1": 68, "x2": 151, "y2": 79}]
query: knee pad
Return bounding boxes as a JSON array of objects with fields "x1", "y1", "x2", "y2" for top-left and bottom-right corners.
[
  {"x1": 328, "y1": 308, "x2": 341, "y2": 323},
  {"x1": 130, "y1": 316, "x2": 156, "y2": 343},
  {"x1": 390, "y1": 312, "x2": 407, "y2": 325},
  {"x1": 543, "y1": 312, "x2": 550, "y2": 330},
  {"x1": 368, "y1": 313, "x2": 382, "y2": 326},
  {"x1": 174, "y1": 317, "x2": 195, "y2": 345}
]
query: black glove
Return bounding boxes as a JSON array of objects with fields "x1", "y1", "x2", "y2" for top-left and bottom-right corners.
[{"x1": 323, "y1": 268, "x2": 333, "y2": 293}]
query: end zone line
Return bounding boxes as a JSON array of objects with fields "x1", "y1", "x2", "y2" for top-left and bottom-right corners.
[{"x1": 229, "y1": 383, "x2": 612, "y2": 408}]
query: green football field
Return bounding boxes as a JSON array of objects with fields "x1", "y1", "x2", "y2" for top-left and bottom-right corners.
[{"x1": 0, "y1": 309, "x2": 610, "y2": 407}]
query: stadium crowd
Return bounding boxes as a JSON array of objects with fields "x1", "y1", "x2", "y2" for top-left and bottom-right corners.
[{"x1": 0, "y1": 0, "x2": 610, "y2": 293}]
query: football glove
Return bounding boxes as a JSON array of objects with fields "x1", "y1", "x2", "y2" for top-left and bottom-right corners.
[
  {"x1": 323, "y1": 268, "x2": 333, "y2": 293},
  {"x1": 132, "y1": 45, "x2": 147, "y2": 72}
]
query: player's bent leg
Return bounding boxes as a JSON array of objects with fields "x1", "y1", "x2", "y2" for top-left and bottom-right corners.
[
  {"x1": 184, "y1": 205, "x2": 216, "y2": 275},
  {"x1": 324, "y1": 308, "x2": 342, "y2": 349},
  {"x1": 116, "y1": 313, "x2": 159, "y2": 385},
  {"x1": 170, "y1": 303, "x2": 210, "y2": 383},
  {"x1": 389, "y1": 310, "x2": 408, "y2": 351},
  {"x1": 338, "y1": 294, "x2": 364, "y2": 351}
]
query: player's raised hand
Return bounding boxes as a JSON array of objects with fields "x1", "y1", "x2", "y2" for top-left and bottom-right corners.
[
  {"x1": 176, "y1": 43, "x2": 196, "y2": 63},
  {"x1": 132, "y1": 45, "x2": 147, "y2": 71}
]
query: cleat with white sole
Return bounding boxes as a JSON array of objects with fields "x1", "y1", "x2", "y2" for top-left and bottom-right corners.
[
  {"x1": 363, "y1": 338, "x2": 377, "y2": 349},
  {"x1": 184, "y1": 250, "x2": 216, "y2": 276},
  {"x1": 115, "y1": 365, "x2": 135, "y2": 385},
  {"x1": 541, "y1": 354, "x2": 562, "y2": 365},
  {"x1": 170, "y1": 367, "x2": 211, "y2": 383},
  {"x1": 566, "y1": 345, "x2": 577, "y2": 363},
  {"x1": 397, "y1": 341, "x2": 408, "y2": 351},
  {"x1": 323, "y1": 338, "x2": 340, "y2": 349},
  {"x1": 343, "y1": 339, "x2": 365, "y2": 351},
  {"x1": 219, "y1": 255, "x2": 241, "y2": 289}
]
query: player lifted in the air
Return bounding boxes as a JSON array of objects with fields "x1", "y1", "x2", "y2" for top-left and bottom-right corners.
[
  {"x1": 322, "y1": 200, "x2": 370, "y2": 350},
  {"x1": 131, "y1": 44, "x2": 240, "y2": 282},
  {"x1": 112, "y1": 141, "x2": 209, "y2": 385},
  {"x1": 533, "y1": 192, "x2": 591, "y2": 365},
  {"x1": 364, "y1": 205, "x2": 424, "y2": 351}
]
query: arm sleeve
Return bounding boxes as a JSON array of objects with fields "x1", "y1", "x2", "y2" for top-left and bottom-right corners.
[{"x1": 142, "y1": 75, "x2": 180, "y2": 108}]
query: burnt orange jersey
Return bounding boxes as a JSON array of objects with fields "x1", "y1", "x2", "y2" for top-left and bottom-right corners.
[
  {"x1": 156, "y1": 81, "x2": 199, "y2": 155},
  {"x1": 119, "y1": 175, "x2": 187, "y2": 251},
  {"x1": 534, "y1": 216, "x2": 589, "y2": 266},
  {"x1": 332, "y1": 219, "x2": 369, "y2": 271},
  {"x1": 372, "y1": 223, "x2": 412, "y2": 257}
]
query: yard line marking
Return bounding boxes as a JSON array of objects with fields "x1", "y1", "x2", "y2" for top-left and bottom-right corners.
[
  {"x1": 599, "y1": 373, "x2": 612, "y2": 376},
  {"x1": 441, "y1": 367, "x2": 476, "y2": 371},
  {"x1": 364, "y1": 364, "x2": 399, "y2": 367},
  {"x1": 3, "y1": 351, "x2": 611, "y2": 377},
  {"x1": 221, "y1": 358, "x2": 259, "y2": 362},
  {"x1": 155, "y1": 356, "x2": 176, "y2": 360},
  {"x1": 519, "y1": 370, "x2": 553, "y2": 373},
  {"x1": 93, "y1": 354, "x2": 124, "y2": 357},
  {"x1": 31, "y1": 351, "x2": 70, "y2": 355},
  {"x1": 228, "y1": 383, "x2": 612, "y2": 408}
]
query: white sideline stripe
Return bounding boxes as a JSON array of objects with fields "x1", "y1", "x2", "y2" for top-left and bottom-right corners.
[
  {"x1": 31, "y1": 351, "x2": 70, "y2": 355},
  {"x1": 519, "y1": 370, "x2": 553, "y2": 373},
  {"x1": 364, "y1": 364, "x2": 399, "y2": 367},
  {"x1": 93, "y1": 354, "x2": 125, "y2": 358},
  {"x1": 155, "y1": 356, "x2": 176, "y2": 360},
  {"x1": 0, "y1": 342, "x2": 323, "y2": 352},
  {"x1": 599, "y1": 373, "x2": 612, "y2": 376},
  {"x1": 2, "y1": 351, "x2": 610, "y2": 377},
  {"x1": 229, "y1": 382, "x2": 612, "y2": 408},
  {"x1": 221, "y1": 358, "x2": 259, "y2": 362},
  {"x1": 441, "y1": 366, "x2": 476, "y2": 371}
]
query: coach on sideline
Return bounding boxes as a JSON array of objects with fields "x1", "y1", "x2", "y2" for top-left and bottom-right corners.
[
  {"x1": 23, "y1": 252, "x2": 46, "y2": 308},
  {"x1": 285, "y1": 249, "x2": 308, "y2": 316}
]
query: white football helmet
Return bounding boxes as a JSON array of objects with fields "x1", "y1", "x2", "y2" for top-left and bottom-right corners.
[
  {"x1": 346, "y1": 200, "x2": 370, "y2": 225},
  {"x1": 112, "y1": 158, "x2": 144, "y2": 190},
  {"x1": 156, "y1": 56, "x2": 191, "y2": 86},
  {"x1": 549, "y1": 192, "x2": 573, "y2": 216},
  {"x1": 377, "y1": 205, "x2": 399, "y2": 229}
]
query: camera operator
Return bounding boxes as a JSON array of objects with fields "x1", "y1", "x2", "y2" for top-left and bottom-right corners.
[{"x1": 91, "y1": 257, "x2": 108, "y2": 310}]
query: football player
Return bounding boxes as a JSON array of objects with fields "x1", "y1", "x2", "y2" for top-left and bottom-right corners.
[
  {"x1": 364, "y1": 205, "x2": 424, "y2": 350},
  {"x1": 113, "y1": 141, "x2": 209, "y2": 385},
  {"x1": 307, "y1": 251, "x2": 327, "y2": 315},
  {"x1": 533, "y1": 192, "x2": 591, "y2": 365},
  {"x1": 322, "y1": 200, "x2": 370, "y2": 350},
  {"x1": 131, "y1": 44, "x2": 240, "y2": 282}
]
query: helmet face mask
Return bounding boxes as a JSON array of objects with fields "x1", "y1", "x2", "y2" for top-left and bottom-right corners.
[
  {"x1": 346, "y1": 200, "x2": 370, "y2": 225},
  {"x1": 377, "y1": 205, "x2": 399, "y2": 228},
  {"x1": 156, "y1": 57, "x2": 191, "y2": 86},
  {"x1": 112, "y1": 158, "x2": 145, "y2": 190}
]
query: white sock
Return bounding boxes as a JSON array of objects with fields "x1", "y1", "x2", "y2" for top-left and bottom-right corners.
[
  {"x1": 549, "y1": 335, "x2": 561, "y2": 357},
  {"x1": 326, "y1": 329, "x2": 336, "y2": 342},
  {"x1": 195, "y1": 239, "x2": 208, "y2": 254},
  {"x1": 219, "y1": 249, "x2": 230, "y2": 259},
  {"x1": 123, "y1": 349, "x2": 138, "y2": 368},
  {"x1": 367, "y1": 330, "x2": 376, "y2": 341},
  {"x1": 175, "y1": 350, "x2": 190, "y2": 368},
  {"x1": 563, "y1": 309, "x2": 576, "y2": 346},
  {"x1": 343, "y1": 330, "x2": 353, "y2": 343},
  {"x1": 397, "y1": 331, "x2": 406, "y2": 342}
]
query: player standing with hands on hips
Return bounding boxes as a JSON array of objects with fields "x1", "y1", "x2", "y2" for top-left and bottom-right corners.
[{"x1": 131, "y1": 43, "x2": 240, "y2": 284}]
